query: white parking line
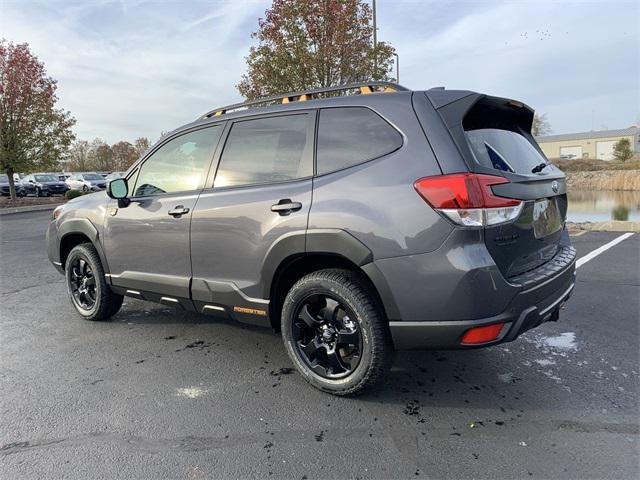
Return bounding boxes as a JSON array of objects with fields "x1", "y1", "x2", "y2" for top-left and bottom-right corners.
[{"x1": 576, "y1": 232, "x2": 635, "y2": 269}]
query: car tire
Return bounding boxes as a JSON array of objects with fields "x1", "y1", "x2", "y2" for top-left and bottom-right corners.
[
  {"x1": 82, "y1": 185, "x2": 89, "y2": 192},
  {"x1": 64, "y1": 243, "x2": 123, "y2": 321},
  {"x1": 281, "y1": 269, "x2": 393, "y2": 396}
]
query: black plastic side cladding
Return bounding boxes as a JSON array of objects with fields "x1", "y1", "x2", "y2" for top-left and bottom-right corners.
[
  {"x1": 305, "y1": 229, "x2": 373, "y2": 265},
  {"x1": 260, "y1": 228, "x2": 374, "y2": 298},
  {"x1": 57, "y1": 218, "x2": 111, "y2": 275}
]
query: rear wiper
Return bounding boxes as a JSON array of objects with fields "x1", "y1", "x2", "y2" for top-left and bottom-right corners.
[{"x1": 531, "y1": 162, "x2": 551, "y2": 173}]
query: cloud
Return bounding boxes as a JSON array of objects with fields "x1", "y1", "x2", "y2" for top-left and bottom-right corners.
[
  {"x1": 2, "y1": 0, "x2": 637, "y2": 143},
  {"x1": 2, "y1": 0, "x2": 268, "y2": 142},
  {"x1": 378, "y1": 0, "x2": 639, "y2": 133}
]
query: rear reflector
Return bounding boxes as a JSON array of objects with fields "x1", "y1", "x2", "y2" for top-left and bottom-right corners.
[
  {"x1": 414, "y1": 173, "x2": 523, "y2": 227},
  {"x1": 461, "y1": 322, "x2": 505, "y2": 345}
]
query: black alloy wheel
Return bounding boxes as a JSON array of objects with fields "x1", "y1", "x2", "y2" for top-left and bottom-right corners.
[
  {"x1": 64, "y1": 243, "x2": 124, "y2": 321},
  {"x1": 69, "y1": 257, "x2": 97, "y2": 310},
  {"x1": 281, "y1": 269, "x2": 393, "y2": 396},
  {"x1": 292, "y1": 294, "x2": 363, "y2": 379}
]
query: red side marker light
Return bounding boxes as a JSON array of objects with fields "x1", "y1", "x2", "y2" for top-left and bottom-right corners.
[{"x1": 461, "y1": 323, "x2": 505, "y2": 345}]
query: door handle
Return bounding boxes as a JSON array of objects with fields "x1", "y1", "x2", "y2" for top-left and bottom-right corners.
[
  {"x1": 271, "y1": 199, "x2": 302, "y2": 216},
  {"x1": 168, "y1": 205, "x2": 190, "y2": 217}
]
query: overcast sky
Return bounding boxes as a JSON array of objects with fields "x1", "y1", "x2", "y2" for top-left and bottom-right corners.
[{"x1": 2, "y1": 0, "x2": 638, "y2": 144}]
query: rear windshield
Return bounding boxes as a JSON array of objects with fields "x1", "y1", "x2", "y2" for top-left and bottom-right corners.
[
  {"x1": 0, "y1": 174, "x2": 8, "y2": 183},
  {"x1": 465, "y1": 129, "x2": 548, "y2": 174}
]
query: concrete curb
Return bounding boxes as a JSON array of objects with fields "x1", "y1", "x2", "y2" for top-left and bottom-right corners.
[
  {"x1": 567, "y1": 220, "x2": 640, "y2": 233},
  {"x1": 0, "y1": 203, "x2": 62, "y2": 216}
]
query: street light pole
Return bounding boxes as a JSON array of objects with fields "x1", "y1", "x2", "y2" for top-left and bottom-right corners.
[
  {"x1": 373, "y1": 0, "x2": 377, "y2": 76},
  {"x1": 393, "y1": 52, "x2": 399, "y2": 83}
]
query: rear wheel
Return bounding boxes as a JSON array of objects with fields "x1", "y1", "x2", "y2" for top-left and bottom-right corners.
[
  {"x1": 65, "y1": 243, "x2": 123, "y2": 321},
  {"x1": 82, "y1": 185, "x2": 89, "y2": 192},
  {"x1": 281, "y1": 269, "x2": 393, "y2": 396}
]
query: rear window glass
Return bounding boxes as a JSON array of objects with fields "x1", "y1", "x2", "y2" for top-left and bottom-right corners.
[
  {"x1": 317, "y1": 107, "x2": 402, "y2": 175},
  {"x1": 465, "y1": 129, "x2": 548, "y2": 174}
]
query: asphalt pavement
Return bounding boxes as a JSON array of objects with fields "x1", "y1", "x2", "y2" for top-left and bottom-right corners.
[{"x1": 1, "y1": 211, "x2": 638, "y2": 479}]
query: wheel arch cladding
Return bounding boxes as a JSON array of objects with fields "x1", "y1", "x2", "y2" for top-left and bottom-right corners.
[
  {"x1": 58, "y1": 218, "x2": 109, "y2": 273},
  {"x1": 266, "y1": 231, "x2": 395, "y2": 332},
  {"x1": 260, "y1": 229, "x2": 373, "y2": 298}
]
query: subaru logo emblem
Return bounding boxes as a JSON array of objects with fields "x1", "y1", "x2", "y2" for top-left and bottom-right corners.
[{"x1": 551, "y1": 181, "x2": 559, "y2": 193}]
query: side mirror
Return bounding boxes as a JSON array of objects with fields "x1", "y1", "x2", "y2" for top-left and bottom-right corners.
[{"x1": 107, "y1": 178, "x2": 130, "y2": 207}]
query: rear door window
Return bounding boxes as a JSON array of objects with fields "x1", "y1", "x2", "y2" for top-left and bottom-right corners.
[
  {"x1": 316, "y1": 107, "x2": 403, "y2": 175},
  {"x1": 465, "y1": 129, "x2": 549, "y2": 174},
  {"x1": 214, "y1": 113, "x2": 313, "y2": 188}
]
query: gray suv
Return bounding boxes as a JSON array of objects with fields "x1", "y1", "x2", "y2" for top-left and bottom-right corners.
[{"x1": 47, "y1": 82, "x2": 576, "y2": 395}]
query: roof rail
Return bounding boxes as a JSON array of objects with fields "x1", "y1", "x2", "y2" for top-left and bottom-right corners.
[{"x1": 199, "y1": 81, "x2": 409, "y2": 120}]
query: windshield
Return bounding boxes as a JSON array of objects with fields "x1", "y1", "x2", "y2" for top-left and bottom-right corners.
[
  {"x1": 35, "y1": 175, "x2": 57, "y2": 182},
  {"x1": 465, "y1": 129, "x2": 554, "y2": 175},
  {"x1": 0, "y1": 174, "x2": 8, "y2": 183},
  {"x1": 83, "y1": 174, "x2": 103, "y2": 180}
]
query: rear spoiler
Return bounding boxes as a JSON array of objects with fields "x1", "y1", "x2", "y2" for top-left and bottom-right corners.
[
  {"x1": 420, "y1": 90, "x2": 539, "y2": 175},
  {"x1": 426, "y1": 90, "x2": 535, "y2": 135}
]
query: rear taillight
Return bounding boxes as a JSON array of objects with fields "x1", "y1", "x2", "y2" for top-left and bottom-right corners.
[{"x1": 414, "y1": 173, "x2": 523, "y2": 227}]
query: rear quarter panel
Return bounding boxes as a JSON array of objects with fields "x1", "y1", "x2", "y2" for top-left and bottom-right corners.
[{"x1": 308, "y1": 93, "x2": 453, "y2": 260}]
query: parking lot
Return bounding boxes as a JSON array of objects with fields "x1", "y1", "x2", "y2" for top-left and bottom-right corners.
[{"x1": 1, "y1": 210, "x2": 638, "y2": 479}]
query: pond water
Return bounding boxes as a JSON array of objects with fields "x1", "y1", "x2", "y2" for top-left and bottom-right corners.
[{"x1": 566, "y1": 189, "x2": 640, "y2": 222}]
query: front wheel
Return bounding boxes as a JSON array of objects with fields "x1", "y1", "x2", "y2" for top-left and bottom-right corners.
[
  {"x1": 281, "y1": 269, "x2": 393, "y2": 396},
  {"x1": 65, "y1": 243, "x2": 123, "y2": 321}
]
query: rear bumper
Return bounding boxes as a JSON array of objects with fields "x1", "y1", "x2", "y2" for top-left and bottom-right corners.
[
  {"x1": 375, "y1": 228, "x2": 577, "y2": 350},
  {"x1": 389, "y1": 267, "x2": 575, "y2": 349}
]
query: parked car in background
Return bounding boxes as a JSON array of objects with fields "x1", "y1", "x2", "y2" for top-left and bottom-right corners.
[
  {"x1": 0, "y1": 174, "x2": 25, "y2": 196},
  {"x1": 66, "y1": 172, "x2": 107, "y2": 191},
  {"x1": 22, "y1": 173, "x2": 69, "y2": 196},
  {"x1": 99, "y1": 172, "x2": 109, "y2": 179},
  {"x1": 105, "y1": 171, "x2": 126, "y2": 181},
  {"x1": 56, "y1": 172, "x2": 72, "y2": 182}
]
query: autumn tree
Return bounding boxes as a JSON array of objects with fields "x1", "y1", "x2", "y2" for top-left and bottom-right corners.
[
  {"x1": 87, "y1": 138, "x2": 113, "y2": 171},
  {"x1": 532, "y1": 113, "x2": 552, "y2": 136},
  {"x1": 237, "y1": 0, "x2": 396, "y2": 99},
  {"x1": 612, "y1": 138, "x2": 633, "y2": 162},
  {"x1": 0, "y1": 41, "x2": 75, "y2": 199},
  {"x1": 68, "y1": 140, "x2": 91, "y2": 171},
  {"x1": 111, "y1": 141, "x2": 138, "y2": 171},
  {"x1": 133, "y1": 137, "x2": 150, "y2": 158}
]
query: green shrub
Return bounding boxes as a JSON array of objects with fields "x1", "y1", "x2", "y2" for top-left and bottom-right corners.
[
  {"x1": 612, "y1": 205, "x2": 629, "y2": 221},
  {"x1": 65, "y1": 189, "x2": 84, "y2": 200}
]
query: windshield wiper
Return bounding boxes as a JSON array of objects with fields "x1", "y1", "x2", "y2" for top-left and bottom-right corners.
[{"x1": 531, "y1": 162, "x2": 551, "y2": 173}]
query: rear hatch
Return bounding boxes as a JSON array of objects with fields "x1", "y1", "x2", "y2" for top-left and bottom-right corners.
[{"x1": 430, "y1": 93, "x2": 567, "y2": 279}]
